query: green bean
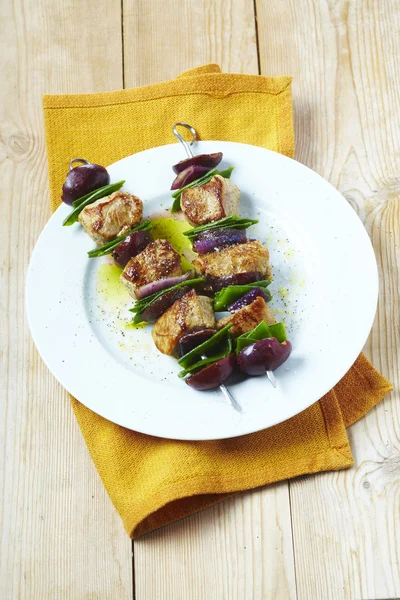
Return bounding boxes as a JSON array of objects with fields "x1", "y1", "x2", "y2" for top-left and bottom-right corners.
[
  {"x1": 71, "y1": 189, "x2": 100, "y2": 208},
  {"x1": 183, "y1": 215, "x2": 259, "y2": 240},
  {"x1": 170, "y1": 167, "x2": 235, "y2": 213},
  {"x1": 171, "y1": 169, "x2": 218, "y2": 199},
  {"x1": 130, "y1": 278, "x2": 205, "y2": 324},
  {"x1": 87, "y1": 220, "x2": 152, "y2": 258}
]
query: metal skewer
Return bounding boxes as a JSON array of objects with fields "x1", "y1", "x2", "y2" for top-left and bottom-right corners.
[
  {"x1": 172, "y1": 121, "x2": 275, "y2": 405},
  {"x1": 219, "y1": 383, "x2": 242, "y2": 411},
  {"x1": 266, "y1": 370, "x2": 277, "y2": 388},
  {"x1": 200, "y1": 355, "x2": 241, "y2": 413},
  {"x1": 172, "y1": 122, "x2": 197, "y2": 158},
  {"x1": 172, "y1": 123, "x2": 242, "y2": 411},
  {"x1": 69, "y1": 157, "x2": 90, "y2": 170}
]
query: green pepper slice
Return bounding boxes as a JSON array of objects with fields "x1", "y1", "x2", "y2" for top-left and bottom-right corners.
[
  {"x1": 235, "y1": 321, "x2": 287, "y2": 354},
  {"x1": 178, "y1": 336, "x2": 232, "y2": 378},
  {"x1": 213, "y1": 281, "x2": 272, "y2": 311},
  {"x1": 235, "y1": 336, "x2": 259, "y2": 354},
  {"x1": 267, "y1": 322, "x2": 287, "y2": 343}
]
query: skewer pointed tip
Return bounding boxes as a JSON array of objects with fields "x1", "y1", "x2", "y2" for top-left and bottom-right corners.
[
  {"x1": 266, "y1": 370, "x2": 277, "y2": 388},
  {"x1": 219, "y1": 383, "x2": 242, "y2": 413}
]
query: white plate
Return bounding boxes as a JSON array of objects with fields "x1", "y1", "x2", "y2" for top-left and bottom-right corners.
[{"x1": 26, "y1": 142, "x2": 378, "y2": 440}]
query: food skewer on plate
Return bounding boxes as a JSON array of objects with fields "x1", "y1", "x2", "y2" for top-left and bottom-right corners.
[
  {"x1": 170, "y1": 123, "x2": 242, "y2": 409},
  {"x1": 171, "y1": 122, "x2": 289, "y2": 391}
]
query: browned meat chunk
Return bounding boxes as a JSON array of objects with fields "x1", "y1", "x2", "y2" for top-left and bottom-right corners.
[
  {"x1": 121, "y1": 239, "x2": 181, "y2": 299},
  {"x1": 78, "y1": 191, "x2": 143, "y2": 245},
  {"x1": 193, "y1": 240, "x2": 272, "y2": 280},
  {"x1": 152, "y1": 289, "x2": 216, "y2": 355},
  {"x1": 217, "y1": 296, "x2": 276, "y2": 337},
  {"x1": 180, "y1": 175, "x2": 240, "y2": 226}
]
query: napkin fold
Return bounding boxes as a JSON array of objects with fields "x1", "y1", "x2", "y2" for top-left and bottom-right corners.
[{"x1": 43, "y1": 65, "x2": 392, "y2": 538}]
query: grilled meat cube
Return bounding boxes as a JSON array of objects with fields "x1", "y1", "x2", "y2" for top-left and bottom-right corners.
[
  {"x1": 193, "y1": 240, "x2": 272, "y2": 280},
  {"x1": 217, "y1": 296, "x2": 275, "y2": 337},
  {"x1": 152, "y1": 289, "x2": 216, "y2": 355},
  {"x1": 121, "y1": 239, "x2": 181, "y2": 299},
  {"x1": 78, "y1": 191, "x2": 143, "y2": 245},
  {"x1": 180, "y1": 175, "x2": 240, "y2": 226}
]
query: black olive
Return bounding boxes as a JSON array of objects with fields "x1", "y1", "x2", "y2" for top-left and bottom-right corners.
[{"x1": 62, "y1": 160, "x2": 110, "y2": 205}]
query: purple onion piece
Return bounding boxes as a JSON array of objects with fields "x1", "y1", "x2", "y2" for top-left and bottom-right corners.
[
  {"x1": 228, "y1": 287, "x2": 270, "y2": 313},
  {"x1": 208, "y1": 271, "x2": 262, "y2": 292},
  {"x1": 141, "y1": 286, "x2": 190, "y2": 322},
  {"x1": 136, "y1": 272, "x2": 193, "y2": 299},
  {"x1": 170, "y1": 165, "x2": 210, "y2": 190},
  {"x1": 192, "y1": 228, "x2": 247, "y2": 254},
  {"x1": 112, "y1": 230, "x2": 151, "y2": 268},
  {"x1": 172, "y1": 153, "x2": 223, "y2": 175},
  {"x1": 178, "y1": 328, "x2": 217, "y2": 356}
]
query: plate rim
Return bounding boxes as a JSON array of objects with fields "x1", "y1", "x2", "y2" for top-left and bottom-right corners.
[{"x1": 26, "y1": 141, "x2": 379, "y2": 440}]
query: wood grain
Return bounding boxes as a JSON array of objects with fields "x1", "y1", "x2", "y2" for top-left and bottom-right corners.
[
  {"x1": 134, "y1": 486, "x2": 296, "y2": 600},
  {"x1": 122, "y1": 1, "x2": 296, "y2": 599},
  {"x1": 123, "y1": 0, "x2": 259, "y2": 87},
  {"x1": 2, "y1": 0, "x2": 399, "y2": 598},
  {"x1": 0, "y1": 0, "x2": 132, "y2": 597},
  {"x1": 256, "y1": 1, "x2": 400, "y2": 598}
]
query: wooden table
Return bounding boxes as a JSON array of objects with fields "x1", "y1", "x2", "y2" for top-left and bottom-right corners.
[{"x1": 1, "y1": 1, "x2": 399, "y2": 598}]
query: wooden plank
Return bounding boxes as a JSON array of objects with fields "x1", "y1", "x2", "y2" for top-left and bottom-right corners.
[
  {"x1": 0, "y1": 0, "x2": 132, "y2": 598},
  {"x1": 134, "y1": 486, "x2": 296, "y2": 600},
  {"x1": 123, "y1": 0, "x2": 259, "y2": 85},
  {"x1": 256, "y1": 1, "x2": 400, "y2": 599},
  {"x1": 123, "y1": 2, "x2": 296, "y2": 598}
]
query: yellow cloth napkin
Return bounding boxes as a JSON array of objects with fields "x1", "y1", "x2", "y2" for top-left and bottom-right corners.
[{"x1": 43, "y1": 65, "x2": 392, "y2": 538}]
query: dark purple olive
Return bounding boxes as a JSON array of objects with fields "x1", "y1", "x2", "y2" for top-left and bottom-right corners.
[
  {"x1": 170, "y1": 165, "x2": 210, "y2": 190},
  {"x1": 192, "y1": 228, "x2": 247, "y2": 254},
  {"x1": 61, "y1": 160, "x2": 110, "y2": 205},
  {"x1": 237, "y1": 338, "x2": 292, "y2": 375},
  {"x1": 179, "y1": 328, "x2": 217, "y2": 356},
  {"x1": 172, "y1": 152, "x2": 223, "y2": 175},
  {"x1": 186, "y1": 354, "x2": 236, "y2": 390},
  {"x1": 208, "y1": 271, "x2": 262, "y2": 292},
  {"x1": 228, "y1": 287, "x2": 270, "y2": 313},
  {"x1": 112, "y1": 231, "x2": 151, "y2": 267},
  {"x1": 141, "y1": 286, "x2": 190, "y2": 323}
]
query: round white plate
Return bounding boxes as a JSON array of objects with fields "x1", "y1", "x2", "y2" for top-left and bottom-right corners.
[{"x1": 26, "y1": 142, "x2": 378, "y2": 440}]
